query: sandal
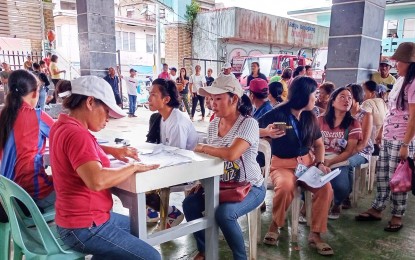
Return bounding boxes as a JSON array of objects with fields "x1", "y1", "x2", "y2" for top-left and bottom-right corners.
[
  {"x1": 263, "y1": 231, "x2": 279, "y2": 246},
  {"x1": 384, "y1": 222, "x2": 403, "y2": 232},
  {"x1": 309, "y1": 241, "x2": 334, "y2": 256},
  {"x1": 355, "y1": 211, "x2": 382, "y2": 221}
]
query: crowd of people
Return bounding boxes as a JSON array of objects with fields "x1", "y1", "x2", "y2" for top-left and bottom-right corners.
[{"x1": 0, "y1": 42, "x2": 415, "y2": 259}]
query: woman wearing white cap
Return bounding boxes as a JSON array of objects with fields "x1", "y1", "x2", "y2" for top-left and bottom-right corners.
[
  {"x1": 50, "y1": 76, "x2": 160, "y2": 259},
  {"x1": 356, "y1": 42, "x2": 415, "y2": 232},
  {"x1": 183, "y1": 75, "x2": 265, "y2": 260}
]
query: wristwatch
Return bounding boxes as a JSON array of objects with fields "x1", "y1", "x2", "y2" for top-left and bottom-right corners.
[{"x1": 315, "y1": 161, "x2": 325, "y2": 168}]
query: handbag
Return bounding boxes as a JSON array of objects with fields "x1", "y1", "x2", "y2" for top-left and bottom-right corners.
[
  {"x1": 390, "y1": 158, "x2": 413, "y2": 193},
  {"x1": 219, "y1": 117, "x2": 252, "y2": 203},
  {"x1": 219, "y1": 156, "x2": 252, "y2": 203}
]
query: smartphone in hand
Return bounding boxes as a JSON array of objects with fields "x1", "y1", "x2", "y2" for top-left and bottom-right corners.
[{"x1": 273, "y1": 122, "x2": 287, "y2": 133}]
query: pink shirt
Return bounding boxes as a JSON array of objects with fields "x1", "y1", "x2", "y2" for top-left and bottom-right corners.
[
  {"x1": 383, "y1": 77, "x2": 415, "y2": 141},
  {"x1": 158, "y1": 72, "x2": 170, "y2": 80},
  {"x1": 318, "y1": 117, "x2": 362, "y2": 155}
]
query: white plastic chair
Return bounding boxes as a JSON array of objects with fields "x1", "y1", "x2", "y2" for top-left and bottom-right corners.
[
  {"x1": 247, "y1": 139, "x2": 271, "y2": 260},
  {"x1": 352, "y1": 160, "x2": 370, "y2": 207},
  {"x1": 368, "y1": 155, "x2": 378, "y2": 193}
]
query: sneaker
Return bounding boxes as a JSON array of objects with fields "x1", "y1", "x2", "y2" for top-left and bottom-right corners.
[
  {"x1": 299, "y1": 214, "x2": 307, "y2": 224},
  {"x1": 166, "y1": 206, "x2": 184, "y2": 228},
  {"x1": 342, "y1": 197, "x2": 352, "y2": 209},
  {"x1": 147, "y1": 208, "x2": 160, "y2": 223},
  {"x1": 328, "y1": 205, "x2": 341, "y2": 220}
]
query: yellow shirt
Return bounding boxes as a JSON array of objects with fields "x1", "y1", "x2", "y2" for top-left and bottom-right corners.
[
  {"x1": 50, "y1": 62, "x2": 60, "y2": 80},
  {"x1": 371, "y1": 72, "x2": 396, "y2": 87},
  {"x1": 280, "y1": 79, "x2": 289, "y2": 101}
]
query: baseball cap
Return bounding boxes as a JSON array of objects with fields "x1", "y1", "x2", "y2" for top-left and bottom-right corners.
[
  {"x1": 198, "y1": 75, "x2": 243, "y2": 97},
  {"x1": 169, "y1": 67, "x2": 177, "y2": 72},
  {"x1": 379, "y1": 58, "x2": 392, "y2": 66},
  {"x1": 129, "y1": 68, "x2": 137, "y2": 73},
  {"x1": 249, "y1": 78, "x2": 269, "y2": 94},
  {"x1": 276, "y1": 69, "x2": 282, "y2": 75},
  {"x1": 222, "y1": 62, "x2": 232, "y2": 69},
  {"x1": 70, "y1": 76, "x2": 126, "y2": 119}
]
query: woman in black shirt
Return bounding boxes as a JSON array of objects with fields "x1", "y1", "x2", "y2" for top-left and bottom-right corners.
[{"x1": 258, "y1": 76, "x2": 334, "y2": 256}]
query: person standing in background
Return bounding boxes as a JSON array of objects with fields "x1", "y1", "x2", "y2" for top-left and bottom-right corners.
[
  {"x1": 33, "y1": 63, "x2": 50, "y2": 111},
  {"x1": 189, "y1": 65, "x2": 207, "y2": 121},
  {"x1": 205, "y1": 68, "x2": 215, "y2": 116},
  {"x1": 49, "y1": 54, "x2": 65, "y2": 86},
  {"x1": 247, "y1": 62, "x2": 268, "y2": 87},
  {"x1": 305, "y1": 65, "x2": 313, "y2": 77},
  {"x1": 121, "y1": 68, "x2": 139, "y2": 117},
  {"x1": 158, "y1": 63, "x2": 170, "y2": 80},
  {"x1": 24, "y1": 55, "x2": 33, "y2": 71},
  {"x1": 177, "y1": 68, "x2": 190, "y2": 116},
  {"x1": 104, "y1": 67, "x2": 122, "y2": 107},
  {"x1": 169, "y1": 67, "x2": 178, "y2": 82}
]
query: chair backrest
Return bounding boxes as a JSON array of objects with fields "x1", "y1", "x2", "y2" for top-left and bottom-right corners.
[
  {"x1": 0, "y1": 176, "x2": 64, "y2": 257},
  {"x1": 258, "y1": 139, "x2": 272, "y2": 185}
]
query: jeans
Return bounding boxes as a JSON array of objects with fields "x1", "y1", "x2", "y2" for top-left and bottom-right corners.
[
  {"x1": 37, "y1": 87, "x2": 47, "y2": 111},
  {"x1": 330, "y1": 154, "x2": 367, "y2": 206},
  {"x1": 191, "y1": 94, "x2": 205, "y2": 118},
  {"x1": 183, "y1": 184, "x2": 266, "y2": 260},
  {"x1": 128, "y1": 95, "x2": 137, "y2": 115},
  {"x1": 34, "y1": 191, "x2": 56, "y2": 210},
  {"x1": 57, "y1": 212, "x2": 160, "y2": 260}
]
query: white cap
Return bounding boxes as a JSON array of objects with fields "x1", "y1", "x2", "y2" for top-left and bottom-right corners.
[
  {"x1": 198, "y1": 75, "x2": 243, "y2": 98},
  {"x1": 70, "y1": 76, "x2": 126, "y2": 119},
  {"x1": 222, "y1": 62, "x2": 232, "y2": 69}
]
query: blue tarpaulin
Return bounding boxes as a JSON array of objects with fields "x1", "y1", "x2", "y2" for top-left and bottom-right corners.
[{"x1": 132, "y1": 65, "x2": 153, "y2": 75}]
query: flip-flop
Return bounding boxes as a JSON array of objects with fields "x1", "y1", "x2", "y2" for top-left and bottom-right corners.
[
  {"x1": 384, "y1": 223, "x2": 403, "y2": 232},
  {"x1": 355, "y1": 212, "x2": 382, "y2": 221},
  {"x1": 309, "y1": 241, "x2": 334, "y2": 256},
  {"x1": 263, "y1": 231, "x2": 279, "y2": 246}
]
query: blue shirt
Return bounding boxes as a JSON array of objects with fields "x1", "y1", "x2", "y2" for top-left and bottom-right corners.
[
  {"x1": 104, "y1": 75, "x2": 120, "y2": 95},
  {"x1": 253, "y1": 101, "x2": 273, "y2": 120}
]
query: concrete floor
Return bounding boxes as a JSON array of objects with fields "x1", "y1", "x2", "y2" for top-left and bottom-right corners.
[{"x1": 100, "y1": 106, "x2": 415, "y2": 260}]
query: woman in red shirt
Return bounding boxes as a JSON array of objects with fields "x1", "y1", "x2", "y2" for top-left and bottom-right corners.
[{"x1": 50, "y1": 76, "x2": 160, "y2": 259}]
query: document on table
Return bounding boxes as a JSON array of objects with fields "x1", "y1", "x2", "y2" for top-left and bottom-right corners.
[
  {"x1": 296, "y1": 166, "x2": 341, "y2": 188},
  {"x1": 109, "y1": 145, "x2": 193, "y2": 169},
  {"x1": 139, "y1": 145, "x2": 192, "y2": 168}
]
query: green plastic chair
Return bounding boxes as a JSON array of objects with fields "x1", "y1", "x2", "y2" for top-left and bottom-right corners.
[
  {"x1": 1, "y1": 199, "x2": 56, "y2": 260},
  {"x1": 0, "y1": 176, "x2": 85, "y2": 260}
]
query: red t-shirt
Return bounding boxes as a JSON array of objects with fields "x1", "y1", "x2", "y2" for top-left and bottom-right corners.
[
  {"x1": 0, "y1": 102, "x2": 54, "y2": 200},
  {"x1": 43, "y1": 57, "x2": 51, "y2": 67},
  {"x1": 318, "y1": 116, "x2": 362, "y2": 154},
  {"x1": 158, "y1": 71, "x2": 170, "y2": 80},
  {"x1": 50, "y1": 114, "x2": 112, "y2": 228}
]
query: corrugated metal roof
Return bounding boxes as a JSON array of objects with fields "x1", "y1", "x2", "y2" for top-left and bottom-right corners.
[{"x1": 0, "y1": 0, "x2": 43, "y2": 40}]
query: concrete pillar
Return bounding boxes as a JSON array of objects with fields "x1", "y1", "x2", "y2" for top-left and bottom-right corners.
[
  {"x1": 326, "y1": 0, "x2": 386, "y2": 87},
  {"x1": 76, "y1": 0, "x2": 116, "y2": 77}
]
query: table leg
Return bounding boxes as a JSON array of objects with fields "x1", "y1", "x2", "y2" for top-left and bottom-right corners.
[
  {"x1": 159, "y1": 188, "x2": 170, "y2": 230},
  {"x1": 201, "y1": 176, "x2": 219, "y2": 260},
  {"x1": 136, "y1": 193, "x2": 148, "y2": 239}
]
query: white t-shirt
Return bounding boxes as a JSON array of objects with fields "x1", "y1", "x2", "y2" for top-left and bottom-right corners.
[
  {"x1": 124, "y1": 76, "x2": 139, "y2": 96},
  {"x1": 160, "y1": 108, "x2": 198, "y2": 150},
  {"x1": 189, "y1": 74, "x2": 206, "y2": 94},
  {"x1": 207, "y1": 115, "x2": 264, "y2": 187},
  {"x1": 170, "y1": 74, "x2": 178, "y2": 82}
]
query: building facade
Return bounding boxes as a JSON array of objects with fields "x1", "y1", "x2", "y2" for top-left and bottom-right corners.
[{"x1": 288, "y1": 0, "x2": 415, "y2": 58}]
